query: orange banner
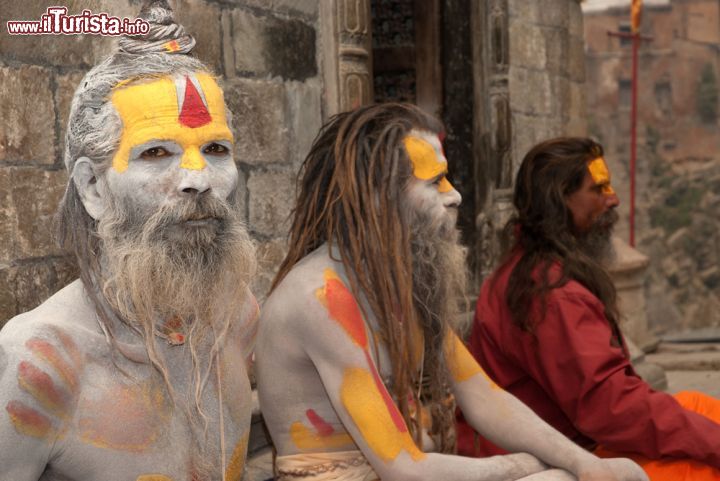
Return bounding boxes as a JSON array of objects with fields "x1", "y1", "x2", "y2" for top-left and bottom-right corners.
[{"x1": 631, "y1": 0, "x2": 643, "y2": 33}]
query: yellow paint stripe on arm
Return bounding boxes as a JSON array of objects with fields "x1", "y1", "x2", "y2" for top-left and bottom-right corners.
[
  {"x1": 340, "y1": 367, "x2": 425, "y2": 462},
  {"x1": 445, "y1": 333, "x2": 500, "y2": 388}
]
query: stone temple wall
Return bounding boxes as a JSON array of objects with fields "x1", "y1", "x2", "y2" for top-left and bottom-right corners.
[
  {"x1": 0, "y1": 0, "x2": 322, "y2": 327},
  {"x1": 508, "y1": 0, "x2": 588, "y2": 178}
]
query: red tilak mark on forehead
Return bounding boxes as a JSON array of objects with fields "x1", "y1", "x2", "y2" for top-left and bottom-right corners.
[
  {"x1": 306, "y1": 409, "x2": 335, "y2": 437},
  {"x1": 179, "y1": 76, "x2": 211, "y2": 128}
]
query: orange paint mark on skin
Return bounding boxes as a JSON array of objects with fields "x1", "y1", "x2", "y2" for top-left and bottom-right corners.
[
  {"x1": 225, "y1": 432, "x2": 249, "y2": 481},
  {"x1": 306, "y1": 409, "x2": 335, "y2": 436},
  {"x1": 26, "y1": 338, "x2": 78, "y2": 393},
  {"x1": 445, "y1": 334, "x2": 499, "y2": 388},
  {"x1": 341, "y1": 367, "x2": 425, "y2": 462},
  {"x1": 17, "y1": 361, "x2": 70, "y2": 418},
  {"x1": 137, "y1": 475, "x2": 173, "y2": 481},
  {"x1": 289, "y1": 421, "x2": 355, "y2": 451},
  {"x1": 78, "y1": 382, "x2": 169, "y2": 452},
  {"x1": 316, "y1": 269, "x2": 368, "y2": 349},
  {"x1": 588, "y1": 157, "x2": 615, "y2": 195},
  {"x1": 47, "y1": 326, "x2": 83, "y2": 370},
  {"x1": 6, "y1": 400, "x2": 57, "y2": 439},
  {"x1": 364, "y1": 351, "x2": 406, "y2": 432}
]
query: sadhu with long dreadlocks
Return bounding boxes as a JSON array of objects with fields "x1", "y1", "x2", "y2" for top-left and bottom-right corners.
[
  {"x1": 457, "y1": 137, "x2": 720, "y2": 481},
  {"x1": 256, "y1": 103, "x2": 647, "y2": 481},
  {"x1": 0, "y1": 1, "x2": 257, "y2": 480}
]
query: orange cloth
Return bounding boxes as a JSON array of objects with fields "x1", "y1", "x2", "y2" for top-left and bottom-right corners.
[{"x1": 595, "y1": 391, "x2": 720, "y2": 481}]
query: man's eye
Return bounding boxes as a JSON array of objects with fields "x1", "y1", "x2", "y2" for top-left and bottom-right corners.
[
  {"x1": 204, "y1": 143, "x2": 229, "y2": 155},
  {"x1": 140, "y1": 147, "x2": 171, "y2": 159}
]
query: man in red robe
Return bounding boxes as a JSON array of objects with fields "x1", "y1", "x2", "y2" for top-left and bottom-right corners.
[{"x1": 457, "y1": 137, "x2": 720, "y2": 480}]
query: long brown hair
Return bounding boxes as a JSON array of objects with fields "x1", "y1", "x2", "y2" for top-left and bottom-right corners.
[
  {"x1": 272, "y1": 103, "x2": 456, "y2": 452},
  {"x1": 501, "y1": 137, "x2": 619, "y2": 333}
]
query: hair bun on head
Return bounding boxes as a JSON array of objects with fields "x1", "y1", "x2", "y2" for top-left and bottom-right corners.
[{"x1": 118, "y1": 0, "x2": 196, "y2": 55}]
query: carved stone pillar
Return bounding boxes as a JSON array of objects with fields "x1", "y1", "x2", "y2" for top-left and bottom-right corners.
[
  {"x1": 320, "y1": 0, "x2": 374, "y2": 118},
  {"x1": 472, "y1": 0, "x2": 513, "y2": 280}
]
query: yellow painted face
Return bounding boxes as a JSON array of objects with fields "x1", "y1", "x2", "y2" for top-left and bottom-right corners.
[
  {"x1": 110, "y1": 72, "x2": 233, "y2": 173},
  {"x1": 587, "y1": 157, "x2": 615, "y2": 195},
  {"x1": 403, "y1": 133, "x2": 454, "y2": 193}
]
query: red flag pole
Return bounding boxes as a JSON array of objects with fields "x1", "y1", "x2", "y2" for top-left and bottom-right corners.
[{"x1": 608, "y1": 24, "x2": 651, "y2": 247}]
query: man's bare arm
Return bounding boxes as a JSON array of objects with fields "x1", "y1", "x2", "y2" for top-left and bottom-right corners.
[{"x1": 446, "y1": 333, "x2": 648, "y2": 481}]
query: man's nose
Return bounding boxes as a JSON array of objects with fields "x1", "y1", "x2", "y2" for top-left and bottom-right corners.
[
  {"x1": 178, "y1": 166, "x2": 211, "y2": 195},
  {"x1": 606, "y1": 192, "x2": 620, "y2": 208},
  {"x1": 444, "y1": 188, "x2": 462, "y2": 208}
]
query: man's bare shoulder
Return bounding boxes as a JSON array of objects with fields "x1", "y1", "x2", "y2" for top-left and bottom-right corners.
[
  {"x1": 0, "y1": 279, "x2": 103, "y2": 364},
  {"x1": 261, "y1": 245, "x2": 345, "y2": 330}
]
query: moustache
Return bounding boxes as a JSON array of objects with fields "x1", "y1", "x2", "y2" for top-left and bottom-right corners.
[{"x1": 594, "y1": 208, "x2": 619, "y2": 231}]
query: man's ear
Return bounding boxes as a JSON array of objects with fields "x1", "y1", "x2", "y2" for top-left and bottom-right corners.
[{"x1": 72, "y1": 157, "x2": 106, "y2": 220}]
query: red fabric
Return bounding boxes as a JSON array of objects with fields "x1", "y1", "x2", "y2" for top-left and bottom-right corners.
[
  {"x1": 596, "y1": 392, "x2": 720, "y2": 480},
  {"x1": 456, "y1": 250, "x2": 720, "y2": 469}
]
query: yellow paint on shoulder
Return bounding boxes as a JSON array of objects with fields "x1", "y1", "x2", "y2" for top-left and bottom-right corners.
[
  {"x1": 136, "y1": 476, "x2": 173, "y2": 481},
  {"x1": 445, "y1": 333, "x2": 499, "y2": 389},
  {"x1": 289, "y1": 421, "x2": 355, "y2": 451},
  {"x1": 587, "y1": 157, "x2": 615, "y2": 195},
  {"x1": 340, "y1": 367, "x2": 426, "y2": 462},
  {"x1": 225, "y1": 432, "x2": 250, "y2": 481}
]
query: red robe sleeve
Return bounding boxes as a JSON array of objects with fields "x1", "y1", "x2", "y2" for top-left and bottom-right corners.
[{"x1": 519, "y1": 289, "x2": 720, "y2": 468}]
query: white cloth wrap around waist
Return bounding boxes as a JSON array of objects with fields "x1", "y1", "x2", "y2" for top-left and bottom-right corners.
[{"x1": 275, "y1": 450, "x2": 379, "y2": 481}]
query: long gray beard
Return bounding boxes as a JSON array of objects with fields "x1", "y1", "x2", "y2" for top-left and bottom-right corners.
[
  {"x1": 579, "y1": 208, "x2": 619, "y2": 264},
  {"x1": 97, "y1": 189, "x2": 256, "y2": 327},
  {"x1": 95, "y1": 189, "x2": 256, "y2": 479},
  {"x1": 410, "y1": 207, "x2": 470, "y2": 344}
]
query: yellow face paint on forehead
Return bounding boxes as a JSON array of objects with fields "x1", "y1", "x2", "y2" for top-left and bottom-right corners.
[
  {"x1": 403, "y1": 134, "x2": 454, "y2": 193},
  {"x1": 587, "y1": 157, "x2": 615, "y2": 195},
  {"x1": 110, "y1": 72, "x2": 233, "y2": 173}
]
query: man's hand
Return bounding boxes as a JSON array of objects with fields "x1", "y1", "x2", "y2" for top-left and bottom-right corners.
[
  {"x1": 577, "y1": 457, "x2": 648, "y2": 481},
  {"x1": 602, "y1": 458, "x2": 648, "y2": 481}
]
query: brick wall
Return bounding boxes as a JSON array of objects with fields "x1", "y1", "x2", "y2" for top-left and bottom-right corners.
[{"x1": 0, "y1": 0, "x2": 322, "y2": 326}]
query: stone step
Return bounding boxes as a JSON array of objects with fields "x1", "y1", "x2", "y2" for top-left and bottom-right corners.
[
  {"x1": 646, "y1": 350, "x2": 720, "y2": 371},
  {"x1": 665, "y1": 370, "x2": 720, "y2": 398}
]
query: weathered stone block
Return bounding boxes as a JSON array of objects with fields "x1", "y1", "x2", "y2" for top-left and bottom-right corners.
[
  {"x1": 229, "y1": 9, "x2": 317, "y2": 80},
  {"x1": 0, "y1": 167, "x2": 68, "y2": 263},
  {"x1": 176, "y1": 0, "x2": 223, "y2": 75},
  {"x1": 0, "y1": 66, "x2": 56, "y2": 164},
  {"x1": 55, "y1": 71, "x2": 86, "y2": 163},
  {"x1": 0, "y1": 1, "x2": 134, "y2": 68},
  {"x1": 537, "y1": 0, "x2": 569, "y2": 29},
  {"x1": 544, "y1": 27, "x2": 569, "y2": 76},
  {"x1": 512, "y1": 113, "x2": 562, "y2": 175},
  {"x1": 509, "y1": 20, "x2": 546, "y2": 70},
  {"x1": 286, "y1": 78, "x2": 322, "y2": 166},
  {"x1": 509, "y1": 67, "x2": 552, "y2": 116},
  {"x1": 568, "y1": 36, "x2": 587, "y2": 83},
  {"x1": 508, "y1": 0, "x2": 540, "y2": 23},
  {"x1": 568, "y1": 1, "x2": 584, "y2": 38},
  {"x1": 251, "y1": 237, "x2": 288, "y2": 301},
  {"x1": 246, "y1": 168, "x2": 295, "y2": 238},
  {"x1": 0, "y1": 256, "x2": 78, "y2": 326},
  {"x1": 273, "y1": 0, "x2": 319, "y2": 19},
  {"x1": 224, "y1": 78, "x2": 289, "y2": 165}
]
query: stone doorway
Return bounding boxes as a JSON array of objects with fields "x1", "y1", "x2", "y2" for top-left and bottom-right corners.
[{"x1": 320, "y1": 0, "x2": 506, "y2": 284}]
